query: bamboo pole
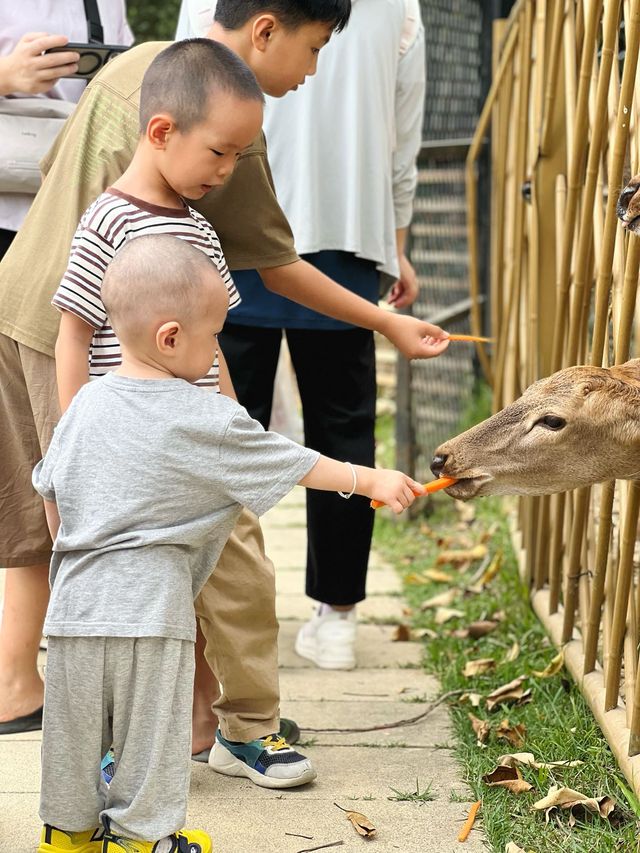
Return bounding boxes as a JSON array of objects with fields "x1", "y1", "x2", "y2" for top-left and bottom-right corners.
[
  {"x1": 584, "y1": 481, "x2": 616, "y2": 672},
  {"x1": 563, "y1": 0, "x2": 578, "y2": 159},
  {"x1": 490, "y1": 19, "x2": 510, "y2": 345},
  {"x1": 465, "y1": 20, "x2": 522, "y2": 386},
  {"x1": 539, "y1": 0, "x2": 566, "y2": 156},
  {"x1": 591, "y1": 0, "x2": 640, "y2": 366},
  {"x1": 550, "y1": 0, "x2": 603, "y2": 371},
  {"x1": 562, "y1": 487, "x2": 591, "y2": 643}
]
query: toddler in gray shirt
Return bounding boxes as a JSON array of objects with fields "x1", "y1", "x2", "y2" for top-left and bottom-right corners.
[{"x1": 32, "y1": 235, "x2": 424, "y2": 853}]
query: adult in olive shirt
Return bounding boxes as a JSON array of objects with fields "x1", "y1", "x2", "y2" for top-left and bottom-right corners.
[{"x1": 0, "y1": 0, "x2": 448, "y2": 767}]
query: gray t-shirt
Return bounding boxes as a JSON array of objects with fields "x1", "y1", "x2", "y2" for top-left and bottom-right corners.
[{"x1": 33, "y1": 374, "x2": 319, "y2": 642}]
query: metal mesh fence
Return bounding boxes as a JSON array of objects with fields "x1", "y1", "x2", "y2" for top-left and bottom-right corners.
[{"x1": 399, "y1": 0, "x2": 486, "y2": 482}]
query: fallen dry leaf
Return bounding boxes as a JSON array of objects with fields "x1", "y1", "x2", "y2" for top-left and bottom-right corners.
[
  {"x1": 479, "y1": 522, "x2": 499, "y2": 544},
  {"x1": 482, "y1": 764, "x2": 534, "y2": 794},
  {"x1": 467, "y1": 551, "x2": 502, "y2": 593},
  {"x1": 450, "y1": 627, "x2": 470, "y2": 639},
  {"x1": 532, "y1": 650, "x2": 564, "y2": 679},
  {"x1": 434, "y1": 607, "x2": 464, "y2": 625},
  {"x1": 422, "y1": 568, "x2": 455, "y2": 583},
  {"x1": 533, "y1": 785, "x2": 615, "y2": 827},
  {"x1": 468, "y1": 620, "x2": 499, "y2": 639},
  {"x1": 491, "y1": 610, "x2": 507, "y2": 622},
  {"x1": 469, "y1": 713, "x2": 491, "y2": 745},
  {"x1": 463, "y1": 658, "x2": 496, "y2": 678},
  {"x1": 392, "y1": 624, "x2": 411, "y2": 642},
  {"x1": 497, "y1": 753, "x2": 584, "y2": 771},
  {"x1": 455, "y1": 501, "x2": 477, "y2": 524},
  {"x1": 412, "y1": 627, "x2": 438, "y2": 640},
  {"x1": 459, "y1": 692, "x2": 483, "y2": 708},
  {"x1": 485, "y1": 677, "x2": 531, "y2": 712},
  {"x1": 496, "y1": 719, "x2": 527, "y2": 749},
  {"x1": 504, "y1": 641, "x2": 521, "y2": 663},
  {"x1": 405, "y1": 572, "x2": 430, "y2": 586},
  {"x1": 504, "y1": 844, "x2": 526, "y2": 853},
  {"x1": 420, "y1": 589, "x2": 459, "y2": 610},
  {"x1": 436, "y1": 544, "x2": 488, "y2": 566}
]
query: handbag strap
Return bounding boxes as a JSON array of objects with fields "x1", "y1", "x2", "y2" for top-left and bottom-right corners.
[{"x1": 83, "y1": 0, "x2": 104, "y2": 44}]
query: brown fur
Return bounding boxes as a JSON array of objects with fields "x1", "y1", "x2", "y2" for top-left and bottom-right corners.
[{"x1": 432, "y1": 360, "x2": 640, "y2": 499}]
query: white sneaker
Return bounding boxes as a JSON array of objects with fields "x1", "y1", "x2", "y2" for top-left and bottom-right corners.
[{"x1": 295, "y1": 606, "x2": 357, "y2": 670}]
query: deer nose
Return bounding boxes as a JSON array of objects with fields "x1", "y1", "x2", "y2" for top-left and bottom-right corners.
[
  {"x1": 619, "y1": 183, "x2": 637, "y2": 212},
  {"x1": 431, "y1": 453, "x2": 448, "y2": 477}
]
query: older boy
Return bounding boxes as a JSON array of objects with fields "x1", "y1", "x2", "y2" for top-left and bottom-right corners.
[
  {"x1": 36, "y1": 235, "x2": 421, "y2": 853},
  {"x1": 0, "y1": 0, "x2": 447, "y2": 772}
]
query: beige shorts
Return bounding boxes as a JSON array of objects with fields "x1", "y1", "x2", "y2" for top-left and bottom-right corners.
[{"x1": 0, "y1": 334, "x2": 60, "y2": 566}]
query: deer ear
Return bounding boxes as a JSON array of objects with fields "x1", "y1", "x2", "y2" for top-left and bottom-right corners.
[{"x1": 580, "y1": 378, "x2": 606, "y2": 397}]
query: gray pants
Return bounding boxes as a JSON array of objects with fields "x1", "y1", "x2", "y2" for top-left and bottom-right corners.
[{"x1": 40, "y1": 636, "x2": 195, "y2": 841}]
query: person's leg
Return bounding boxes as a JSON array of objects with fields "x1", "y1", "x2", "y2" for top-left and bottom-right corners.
[
  {"x1": 218, "y1": 323, "x2": 281, "y2": 426},
  {"x1": 190, "y1": 622, "x2": 220, "y2": 756},
  {"x1": 103, "y1": 637, "x2": 201, "y2": 843},
  {"x1": 39, "y1": 636, "x2": 109, "y2": 849},
  {"x1": 0, "y1": 338, "x2": 58, "y2": 728},
  {"x1": 197, "y1": 510, "x2": 316, "y2": 788},
  {"x1": 287, "y1": 326, "x2": 377, "y2": 668}
]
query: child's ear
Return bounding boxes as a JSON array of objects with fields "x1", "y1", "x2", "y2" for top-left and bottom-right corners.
[
  {"x1": 157, "y1": 321, "x2": 181, "y2": 353},
  {"x1": 147, "y1": 114, "x2": 177, "y2": 149},
  {"x1": 251, "y1": 14, "x2": 277, "y2": 52}
]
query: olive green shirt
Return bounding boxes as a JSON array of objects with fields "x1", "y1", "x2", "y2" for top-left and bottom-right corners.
[{"x1": 0, "y1": 41, "x2": 298, "y2": 357}]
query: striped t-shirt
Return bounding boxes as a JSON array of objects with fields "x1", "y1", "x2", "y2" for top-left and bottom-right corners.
[{"x1": 52, "y1": 188, "x2": 240, "y2": 388}]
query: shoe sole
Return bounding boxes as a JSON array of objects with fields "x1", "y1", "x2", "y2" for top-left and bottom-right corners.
[
  {"x1": 38, "y1": 845, "x2": 101, "y2": 853},
  {"x1": 210, "y1": 746, "x2": 317, "y2": 789},
  {"x1": 294, "y1": 634, "x2": 356, "y2": 670}
]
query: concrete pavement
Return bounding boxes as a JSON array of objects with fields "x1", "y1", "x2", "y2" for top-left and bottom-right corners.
[{"x1": 0, "y1": 487, "x2": 485, "y2": 852}]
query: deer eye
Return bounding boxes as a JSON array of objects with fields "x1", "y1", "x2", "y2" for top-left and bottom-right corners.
[{"x1": 535, "y1": 415, "x2": 566, "y2": 431}]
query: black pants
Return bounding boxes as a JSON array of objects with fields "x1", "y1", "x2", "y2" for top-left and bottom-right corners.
[{"x1": 220, "y1": 324, "x2": 376, "y2": 605}]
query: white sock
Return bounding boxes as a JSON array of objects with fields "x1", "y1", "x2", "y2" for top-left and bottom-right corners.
[{"x1": 318, "y1": 603, "x2": 355, "y2": 618}]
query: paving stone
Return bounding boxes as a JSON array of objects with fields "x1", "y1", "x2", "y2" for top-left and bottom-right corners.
[
  {"x1": 279, "y1": 668, "x2": 438, "y2": 703},
  {"x1": 276, "y1": 593, "x2": 406, "y2": 623}
]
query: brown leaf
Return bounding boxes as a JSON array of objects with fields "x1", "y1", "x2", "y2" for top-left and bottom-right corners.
[
  {"x1": 468, "y1": 620, "x2": 499, "y2": 639},
  {"x1": 482, "y1": 764, "x2": 533, "y2": 794},
  {"x1": 345, "y1": 811, "x2": 377, "y2": 838},
  {"x1": 422, "y1": 568, "x2": 455, "y2": 583},
  {"x1": 479, "y1": 522, "x2": 499, "y2": 543},
  {"x1": 532, "y1": 650, "x2": 564, "y2": 679},
  {"x1": 392, "y1": 624, "x2": 411, "y2": 642},
  {"x1": 467, "y1": 551, "x2": 502, "y2": 593},
  {"x1": 496, "y1": 719, "x2": 527, "y2": 749},
  {"x1": 533, "y1": 785, "x2": 615, "y2": 826},
  {"x1": 485, "y1": 677, "x2": 531, "y2": 712},
  {"x1": 491, "y1": 610, "x2": 507, "y2": 622},
  {"x1": 455, "y1": 501, "x2": 476, "y2": 524},
  {"x1": 463, "y1": 658, "x2": 496, "y2": 678},
  {"x1": 412, "y1": 627, "x2": 438, "y2": 640},
  {"x1": 434, "y1": 607, "x2": 464, "y2": 625},
  {"x1": 459, "y1": 692, "x2": 483, "y2": 708},
  {"x1": 450, "y1": 627, "x2": 471, "y2": 639},
  {"x1": 436, "y1": 544, "x2": 488, "y2": 566},
  {"x1": 405, "y1": 572, "x2": 430, "y2": 586},
  {"x1": 497, "y1": 753, "x2": 584, "y2": 771},
  {"x1": 504, "y1": 641, "x2": 521, "y2": 663},
  {"x1": 420, "y1": 589, "x2": 458, "y2": 610},
  {"x1": 504, "y1": 844, "x2": 526, "y2": 853},
  {"x1": 469, "y1": 713, "x2": 491, "y2": 745}
]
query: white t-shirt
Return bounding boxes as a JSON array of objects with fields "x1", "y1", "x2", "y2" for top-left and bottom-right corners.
[
  {"x1": 0, "y1": 1, "x2": 133, "y2": 231},
  {"x1": 52, "y1": 188, "x2": 239, "y2": 389}
]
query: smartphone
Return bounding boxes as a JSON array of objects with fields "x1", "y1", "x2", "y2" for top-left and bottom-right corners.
[{"x1": 45, "y1": 43, "x2": 129, "y2": 80}]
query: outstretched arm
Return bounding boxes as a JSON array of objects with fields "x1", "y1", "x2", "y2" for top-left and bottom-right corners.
[
  {"x1": 299, "y1": 457, "x2": 424, "y2": 515},
  {"x1": 259, "y1": 259, "x2": 449, "y2": 360}
]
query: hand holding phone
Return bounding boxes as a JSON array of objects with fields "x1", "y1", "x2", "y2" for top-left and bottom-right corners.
[
  {"x1": 45, "y1": 42, "x2": 129, "y2": 81},
  {"x1": 0, "y1": 33, "x2": 80, "y2": 96}
]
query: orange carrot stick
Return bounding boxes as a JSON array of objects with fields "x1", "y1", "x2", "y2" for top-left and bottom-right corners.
[
  {"x1": 457, "y1": 800, "x2": 481, "y2": 842},
  {"x1": 448, "y1": 334, "x2": 494, "y2": 343},
  {"x1": 370, "y1": 476, "x2": 458, "y2": 509}
]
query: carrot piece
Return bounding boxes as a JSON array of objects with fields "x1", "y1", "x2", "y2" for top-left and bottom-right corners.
[
  {"x1": 370, "y1": 476, "x2": 458, "y2": 510},
  {"x1": 457, "y1": 800, "x2": 481, "y2": 842},
  {"x1": 448, "y1": 334, "x2": 494, "y2": 343}
]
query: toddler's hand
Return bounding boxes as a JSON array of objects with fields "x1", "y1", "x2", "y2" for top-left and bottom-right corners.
[{"x1": 367, "y1": 469, "x2": 425, "y2": 514}]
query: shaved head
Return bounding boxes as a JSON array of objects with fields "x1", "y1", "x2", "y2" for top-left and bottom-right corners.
[{"x1": 102, "y1": 235, "x2": 229, "y2": 342}]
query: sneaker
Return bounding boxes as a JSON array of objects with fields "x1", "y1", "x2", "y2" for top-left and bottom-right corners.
[
  {"x1": 38, "y1": 825, "x2": 103, "y2": 853},
  {"x1": 102, "y1": 828, "x2": 211, "y2": 853},
  {"x1": 101, "y1": 749, "x2": 116, "y2": 784},
  {"x1": 295, "y1": 605, "x2": 357, "y2": 670},
  {"x1": 209, "y1": 730, "x2": 316, "y2": 789}
]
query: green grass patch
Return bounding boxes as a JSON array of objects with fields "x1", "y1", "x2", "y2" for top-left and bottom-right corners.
[{"x1": 373, "y1": 382, "x2": 639, "y2": 851}]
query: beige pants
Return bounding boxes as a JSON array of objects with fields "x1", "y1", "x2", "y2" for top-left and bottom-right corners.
[{"x1": 0, "y1": 334, "x2": 280, "y2": 739}]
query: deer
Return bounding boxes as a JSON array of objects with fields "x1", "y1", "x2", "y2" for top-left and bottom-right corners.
[
  {"x1": 430, "y1": 360, "x2": 640, "y2": 499},
  {"x1": 429, "y1": 176, "x2": 640, "y2": 499}
]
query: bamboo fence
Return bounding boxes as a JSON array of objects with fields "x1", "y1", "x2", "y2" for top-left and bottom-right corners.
[{"x1": 466, "y1": 0, "x2": 640, "y2": 794}]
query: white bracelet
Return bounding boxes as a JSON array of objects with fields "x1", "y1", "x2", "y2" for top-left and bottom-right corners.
[{"x1": 338, "y1": 461, "x2": 357, "y2": 499}]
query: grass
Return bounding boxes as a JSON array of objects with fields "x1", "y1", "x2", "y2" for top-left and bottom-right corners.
[
  {"x1": 372, "y1": 385, "x2": 640, "y2": 853},
  {"x1": 387, "y1": 779, "x2": 437, "y2": 803}
]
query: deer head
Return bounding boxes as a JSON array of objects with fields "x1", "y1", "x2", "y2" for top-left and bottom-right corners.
[
  {"x1": 431, "y1": 360, "x2": 640, "y2": 499},
  {"x1": 617, "y1": 174, "x2": 640, "y2": 232}
]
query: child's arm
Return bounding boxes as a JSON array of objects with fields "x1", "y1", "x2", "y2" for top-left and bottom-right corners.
[
  {"x1": 299, "y1": 457, "x2": 424, "y2": 514},
  {"x1": 43, "y1": 499, "x2": 60, "y2": 542},
  {"x1": 55, "y1": 311, "x2": 94, "y2": 413}
]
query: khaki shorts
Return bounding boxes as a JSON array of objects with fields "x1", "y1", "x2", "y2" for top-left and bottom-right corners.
[{"x1": 0, "y1": 334, "x2": 59, "y2": 566}]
